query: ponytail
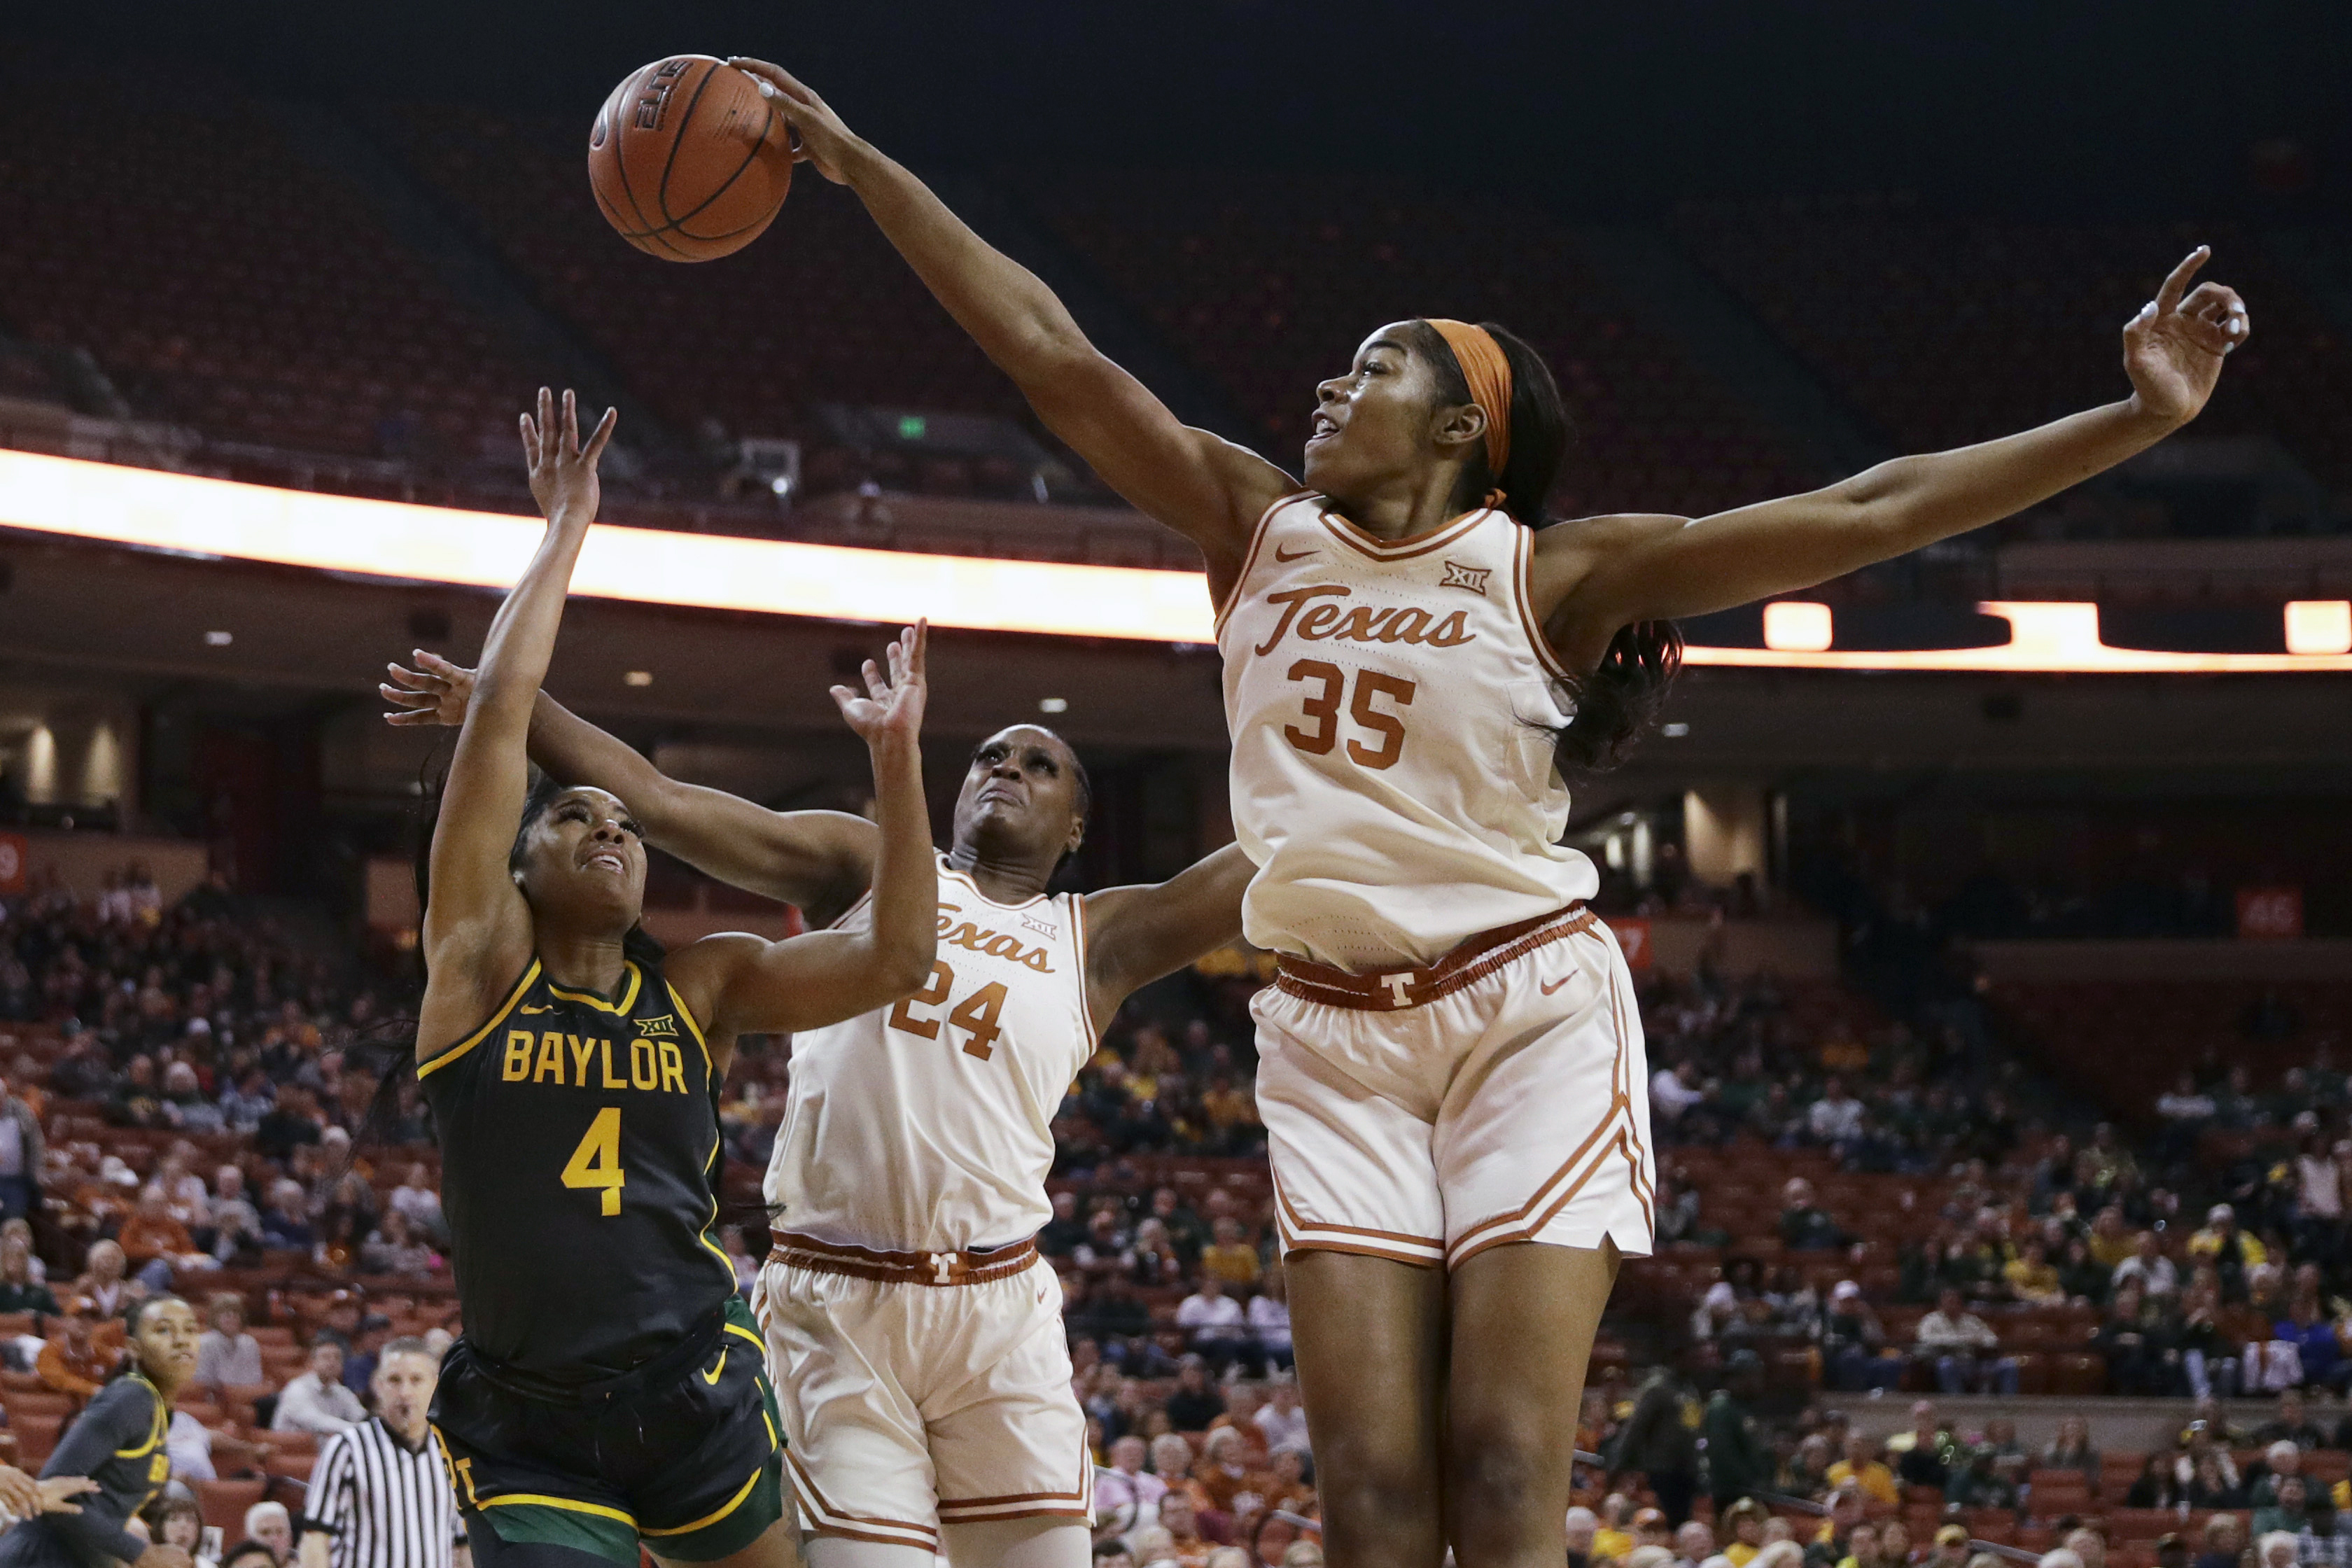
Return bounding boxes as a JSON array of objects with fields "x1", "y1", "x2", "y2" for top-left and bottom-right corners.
[{"x1": 1408, "y1": 318, "x2": 1683, "y2": 773}]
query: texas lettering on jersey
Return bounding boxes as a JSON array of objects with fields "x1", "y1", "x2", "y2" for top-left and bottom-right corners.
[
  {"x1": 1250, "y1": 584, "x2": 1476, "y2": 657},
  {"x1": 936, "y1": 899, "x2": 1057, "y2": 973}
]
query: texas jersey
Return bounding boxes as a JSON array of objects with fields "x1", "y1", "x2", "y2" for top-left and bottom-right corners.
[
  {"x1": 419, "y1": 955, "x2": 735, "y2": 1381},
  {"x1": 766, "y1": 856, "x2": 1095, "y2": 1252},
  {"x1": 1218, "y1": 493, "x2": 1598, "y2": 971}
]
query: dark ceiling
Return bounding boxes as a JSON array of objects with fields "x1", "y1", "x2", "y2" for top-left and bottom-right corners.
[{"x1": 6, "y1": 1, "x2": 2347, "y2": 215}]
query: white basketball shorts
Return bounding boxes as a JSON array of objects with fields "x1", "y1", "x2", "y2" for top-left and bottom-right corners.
[
  {"x1": 1254, "y1": 905, "x2": 1655, "y2": 1270},
  {"x1": 755, "y1": 1249, "x2": 1092, "y2": 1552}
]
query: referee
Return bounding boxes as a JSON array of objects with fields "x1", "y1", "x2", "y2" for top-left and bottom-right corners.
[{"x1": 298, "y1": 1338, "x2": 465, "y2": 1568}]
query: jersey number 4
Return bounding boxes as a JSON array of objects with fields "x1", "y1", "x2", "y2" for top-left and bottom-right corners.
[
  {"x1": 561, "y1": 1106, "x2": 626, "y2": 1215},
  {"x1": 888, "y1": 962, "x2": 1007, "y2": 1060},
  {"x1": 1284, "y1": 659, "x2": 1415, "y2": 769}
]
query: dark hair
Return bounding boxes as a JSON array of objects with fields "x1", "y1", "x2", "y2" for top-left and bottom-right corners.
[{"x1": 1403, "y1": 318, "x2": 1684, "y2": 773}]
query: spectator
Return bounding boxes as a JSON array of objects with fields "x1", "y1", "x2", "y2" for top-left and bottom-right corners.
[
  {"x1": 1808, "y1": 1079, "x2": 1865, "y2": 1149},
  {"x1": 1611, "y1": 1362, "x2": 1700, "y2": 1525},
  {"x1": 1594, "y1": 1494, "x2": 1637, "y2": 1562},
  {"x1": 1821, "y1": 1282, "x2": 1902, "y2": 1391},
  {"x1": 1924, "y1": 1527, "x2": 1969, "y2": 1568},
  {"x1": 260, "y1": 1181, "x2": 315, "y2": 1253},
  {"x1": 1917, "y1": 1289, "x2": 2016, "y2": 1394},
  {"x1": 1705, "y1": 1354, "x2": 1773, "y2": 1517},
  {"x1": 2113, "y1": 1232, "x2": 2179, "y2": 1299},
  {"x1": 1803, "y1": 1488, "x2": 1863, "y2": 1568},
  {"x1": 1162, "y1": 1357, "x2": 1226, "y2": 1434},
  {"x1": 1247, "y1": 1269, "x2": 1292, "y2": 1373},
  {"x1": 246, "y1": 1502, "x2": 295, "y2": 1565},
  {"x1": 2124, "y1": 1454, "x2": 2178, "y2": 1508},
  {"x1": 2253, "y1": 1536, "x2": 2297, "y2": 1568},
  {"x1": 2192, "y1": 1517, "x2": 2243, "y2": 1568},
  {"x1": 1652, "y1": 1060, "x2": 1706, "y2": 1127},
  {"x1": 1895, "y1": 1402, "x2": 1951, "y2": 1489},
  {"x1": 2153, "y1": 1536, "x2": 2188, "y2": 1568},
  {"x1": 1566, "y1": 1507, "x2": 1598, "y2": 1568},
  {"x1": 1675, "y1": 1522, "x2": 1716, "y2": 1568},
  {"x1": 271, "y1": 1340, "x2": 366, "y2": 1434},
  {"x1": 2189, "y1": 1204, "x2": 2265, "y2": 1296},
  {"x1": 1095, "y1": 1435, "x2": 1166, "y2": 1537},
  {"x1": 1039, "y1": 1191, "x2": 1086, "y2": 1259},
  {"x1": 1156, "y1": 1494, "x2": 1212, "y2": 1568},
  {"x1": 1712, "y1": 1501, "x2": 1768, "y2": 1568},
  {"x1": 0, "y1": 1074, "x2": 43, "y2": 1222},
  {"x1": 0, "y1": 1230, "x2": 59, "y2": 1316},
  {"x1": 1826, "y1": 1434, "x2": 1898, "y2": 1506},
  {"x1": 2004, "y1": 1240, "x2": 2064, "y2": 1305},
  {"x1": 37, "y1": 1297, "x2": 120, "y2": 1401},
  {"x1": 1199, "y1": 1219, "x2": 1261, "y2": 1288},
  {"x1": 359, "y1": 1210, "x2": 438, "y2": 1275},
  {"x1": 2041, "y1": 1415, "x2": 2099, "y2": 1480},
  {"x1": 2061, "y1": 1530, "x2": 2105, "y2": 1568},
  {"x1": 2248, "y1": 1439, "x2": 2311, "y2": 1509},
  {"x1": 74, "y1": 1240, "x2": 134, "y2": 1319},
  {"x1": 2252, "y1": 1472, "x2": 2318, "y2": 1537},
  {"x1": 2094, "y1": 1279, "x2": 2175, "y2": 1396},
  {"x1": 1943, "y1": 1447, "x2": 2019, "y2": 1511},
  {"x1": 194, "y1": 1292, "x2": 263, "y2": 1390},
  {"x1": 1841, "y1": 1524, "x2": 1884, "y2": 1568},
  {"x1": 119, "y1": 1186, "x2": 213, "y2": 1288},
  {"x1": 1174, "y1": 1276, "x2": 1250, "y2": 1368},
  {"x1": 1779, "y1": 1180, "x2": 1846, "y2": 1252},
  {"x1": 2037, "y1": 1554, "x2": 2082, "y2": 1568},
  {"x1": 1253, "y1": 1376, "x2": 1308, "y2": 1456}
]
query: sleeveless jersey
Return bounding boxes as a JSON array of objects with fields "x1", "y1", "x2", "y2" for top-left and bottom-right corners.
[
  {"x1": 419, "y1": 955, "x2": 735, "y2": 1380},
  {"x1": 1217, "y1": 493, "x2": 1598, "y2": 971},
  {"x1": 765, "y1": 856, "x2": 1095, "y2": 1253}
]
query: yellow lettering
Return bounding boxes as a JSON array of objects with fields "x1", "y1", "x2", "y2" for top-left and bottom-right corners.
[
  {"x1": 658, "y1": 1041, "x2": 687, "y2": 1094},
  {"x1": 601, "y1": 1039, "x2": 626, "y2": 1089},
  {"x1": 629, "y1": 1039, "x2": 657, "y2": 1091},
  {"x1": 535, "y1": 1032, "x2": 566, "y2": 1084},
  {"x1": 501, "y1": 1030, "x2": 532, "y2": 1081},
  {"x1": 570, "y1": 1035, "x2": 596, "y2": 1086}
]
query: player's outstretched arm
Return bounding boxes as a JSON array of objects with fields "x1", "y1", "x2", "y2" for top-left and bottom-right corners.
[
  {"x1": 727, "y1": 57, "x2": 1295, "y2": 599},
  {"x1": 1537, "y1": 248, "x2": 2250, "y2": 668},
  {"x1": 1079, "y1": 843, "x2": 1255, "y2": 1028},
  {"x1": 384, "y1": 659, "x2": 880, "y2": 926},
  {"x1": 676, "y1": 625, "x2": 939, "y2": 1043},
  {"x1": 418, "y1": 391, "x2": 615, "y2": 1058}
]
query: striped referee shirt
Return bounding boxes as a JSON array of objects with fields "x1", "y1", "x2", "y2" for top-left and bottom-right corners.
[{"x1": 300, "y1": 1417, "x2": 463, "y2": 1568}]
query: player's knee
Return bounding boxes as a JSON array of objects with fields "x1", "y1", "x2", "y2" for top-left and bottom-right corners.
[
  {"x1": 1315, "y1": 1431, "x2": 1441, "y2": 1534},
  {"x1": 1443, "y1": 1415, "x2": 1565, "y2": 1558}
]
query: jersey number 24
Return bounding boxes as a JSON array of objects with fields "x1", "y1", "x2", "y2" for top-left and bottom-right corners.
[{"x1": 888, "y1": 961, "x2": 1008, "y2": 1060}]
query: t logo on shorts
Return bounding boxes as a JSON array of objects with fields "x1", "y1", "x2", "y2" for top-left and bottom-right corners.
[
  {"x1": 930, "y1": 1253, "x2": 953, "y2": 1285},
  {"x1": 1382, "y1": 974, "x2": 1414, "y2": 1008}
]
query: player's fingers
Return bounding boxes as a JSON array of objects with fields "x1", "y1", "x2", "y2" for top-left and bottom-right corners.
[
  {"x1": 2155, "y1": 246, "x2": 2208, "y2": 316},
  {"x1": 379, "y1": 683, "x2": 434, "y2": 706},
  {"x1": 907, "y1": 620, "x2": 929, "y2": 680},
  {"x1": 862, "y1": 657, "x2": 889, "y2": 701},
  {"x1": 384, "y1": 710, "x2": 442, "y2": 727},
  {"x1": 583, "y1": 405, "x2": 619, "y2": 464},
  {"x1": 519, "y1": 412, "x2": 537, "y2": 469},
  {"x1": 561, "y1": 388, "x2": 580, "y2": 455},
  {"x1": 827, "y1": 685, "x2": 861, "y2": 715},
  {"x1": 416, "y1": 649, "x2": 468, "y2": 677}
]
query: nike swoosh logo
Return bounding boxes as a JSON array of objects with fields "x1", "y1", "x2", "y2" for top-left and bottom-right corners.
[
  {"x1": 702, "y1": 1349, "x2": 727, "y2": 1385},
  {"x1": 1274, "y1": 544, "x2": 1317, "y2": 562},
  {"x1": 519, "y1": 1004, "x2": 551, "y2": 1014},
  {"x1": 1540, "y1": 975, "x2": 1574, "y2": 995}
]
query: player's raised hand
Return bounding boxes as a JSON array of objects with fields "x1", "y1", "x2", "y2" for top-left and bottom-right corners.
[
  {"x1": 381, "y1": 650, "x2": 479, "y2": 728},
  {"x1": 830, "y1": 622, "x2": 928, "y2": 746},
  {"x1": 727, "y1": 59, "x2": 858, "y2": 184},
  {"x1": 2123, "y1": 246, "x2": 2250, "y2": 426},
  {"x1": 521, "y1": 387, "x2": 617, "y2": 525}
]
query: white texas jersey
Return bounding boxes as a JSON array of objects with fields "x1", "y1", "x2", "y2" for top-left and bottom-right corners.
[
  {"x1": 765, "y1": 855, "x2": 1096, "y2": 1252},
  {"x1": 1218, "y1": 493, "x2": 1598, "y2": 972}
]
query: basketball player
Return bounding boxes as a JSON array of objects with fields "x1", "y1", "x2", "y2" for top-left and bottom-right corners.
[
  {"x1": 381, "y1": 679, "x2": 1251, "y2": 1568},
  {"x1": 730, "y1": 57, "x2": 2252, "y2": 1568},
  {"x1": 415, "y1": 389, "x2": 940, "y2": 1568}
]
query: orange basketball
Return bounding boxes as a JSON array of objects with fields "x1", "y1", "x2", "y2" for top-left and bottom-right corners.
[{"x1": 588, "y1": 55, "x2": 793, "y2": 262}]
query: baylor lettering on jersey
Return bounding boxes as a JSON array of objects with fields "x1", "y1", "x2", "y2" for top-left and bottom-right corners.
[{"x1": 421, "y1": 957, "x2": 734, "y2": 1380}]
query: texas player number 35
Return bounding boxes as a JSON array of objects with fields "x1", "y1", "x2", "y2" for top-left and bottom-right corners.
[{"x1": 1284, "y1": 659, "x2": 1416, "y2": 769}]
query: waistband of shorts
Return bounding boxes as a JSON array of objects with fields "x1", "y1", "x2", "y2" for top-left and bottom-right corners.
[
  {"x1": 449, "y1": 1301, "x2": 729, "y2": 1406},
  {"x1": 767, "y1": 1230, "x2": 1040, "y2": 1287},
  {"x1": 1273, "y1": 904, "x2": 1597, "y2": 1011}
]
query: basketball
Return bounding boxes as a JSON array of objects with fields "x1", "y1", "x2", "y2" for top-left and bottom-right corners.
[{"x1": 587, "y1": 55, "x2": 793, "y2": 262}]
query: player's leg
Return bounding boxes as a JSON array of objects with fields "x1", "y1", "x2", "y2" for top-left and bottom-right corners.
[
  {"x1": 1287, "y1": 1250, "x2": 1449, "y2": 1568},
  {"x1": 938, "y1": 1520, "x2": 1092, "y2": 1568},
  {"x1": 1442, "y1": 1241, "x2": 1618, "y2": 1568},
  {"x1": 650, "y1": 1515, "x2": 804, "y2": 1568},
  {"x1": 797, "y1": 1541, "x2": 930, "y2": 1568},
  {"x1": 470, "y1": 1516, "x2": 643, "y2": 1568}
]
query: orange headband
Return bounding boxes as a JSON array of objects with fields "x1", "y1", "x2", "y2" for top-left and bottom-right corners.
[{"x1": 1424, "y1": 318, "x2": 1513, "y2": 479}]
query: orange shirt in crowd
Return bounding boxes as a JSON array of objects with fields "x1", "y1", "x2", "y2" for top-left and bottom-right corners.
[
  {"x1": 118, "y1": 1214, "x2": 197, "y2": 1264},
  {"x1": 36, "y1": 1323, "x2": 124, "y2": 1401}
]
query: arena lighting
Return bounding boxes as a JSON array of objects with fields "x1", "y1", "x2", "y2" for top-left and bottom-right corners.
[
  {"x1": 2285, "y1": 600, "x2": 2352, "y2": 656},
  {"x1": 1761, "y1": 600, "x2": 1833, "y2": 652},
  {"x1": 6, "y1": 449, "x2": 2352, "y2": 671}
]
